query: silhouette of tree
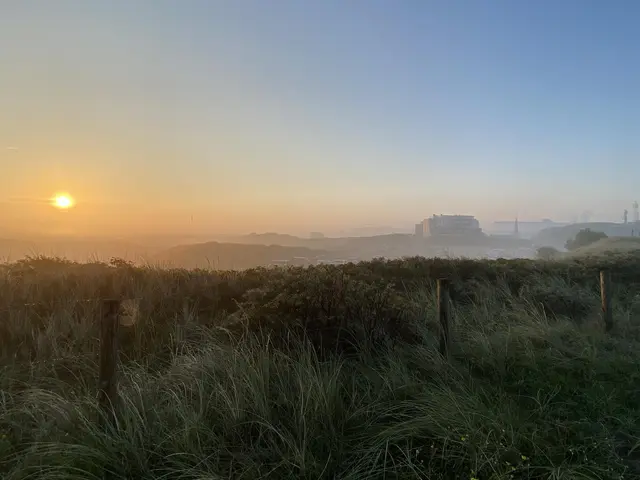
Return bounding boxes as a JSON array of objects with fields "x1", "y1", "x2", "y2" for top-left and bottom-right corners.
[{"x1": 565, "y1": 228, "x2": 607, "y2": 251}]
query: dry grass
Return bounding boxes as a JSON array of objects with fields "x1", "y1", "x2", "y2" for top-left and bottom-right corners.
[{"x1": 1, "y1": 254, "x2": 640, "y2": 479}]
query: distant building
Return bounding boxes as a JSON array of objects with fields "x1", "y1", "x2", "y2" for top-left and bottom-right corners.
[
  {"x1": 490, "y1": 219, "x2": 569, "y2": 239},
  {"x1": 414, "y1": 223, "x2": 424, "y2": 237},
  {"x1": 423, "y1": 214, "x2": 482, "y2": 236},
  {"x1": 309, "y1": 232, "x2": 325, "y2": 239}
]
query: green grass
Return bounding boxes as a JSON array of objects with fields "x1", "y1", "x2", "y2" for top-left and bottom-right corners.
[
  {"x1": 1, "y1": 254, "x2": 640, "y2": 479},
  {"x1": 571, "y1": 237, "x2": 640, "y2": 257}
]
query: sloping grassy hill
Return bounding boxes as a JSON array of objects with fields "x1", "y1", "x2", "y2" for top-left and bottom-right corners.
[
  {"x1": 534, "y1": 222, "x2": 635, "y2": 249},
  {"x1": 2, "y1": 254, "x2": 640, "y2": 478},
  {"x1": 152, "y1": 241, "x2": 327, "y2": 269},
  {"x1": 228, "y1": 232, "x2": 534, "y2": 251},
  {"x1": 572, "y1": 236, "x2": 640, "y2": 256},
  {"x1": 154, "y1": 234, "x2": 537, "y2": 268}
]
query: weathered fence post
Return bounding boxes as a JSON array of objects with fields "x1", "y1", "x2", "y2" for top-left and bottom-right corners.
[
  {"x1": 99, "y1": 299, "x2": 120, "y2": 426},
  {"x1": 600, "y1": 271, "x2": 613, "y2": 332},
  {"x1": 437, "y1": 279, "x2": 451, "y2": 359}
]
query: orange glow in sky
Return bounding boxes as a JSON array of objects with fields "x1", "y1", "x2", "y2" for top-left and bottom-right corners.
[{"x1": 2, "y1": 2, "x2": 634, "y2": 239}]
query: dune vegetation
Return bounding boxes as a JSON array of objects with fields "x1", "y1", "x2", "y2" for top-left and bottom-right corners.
[
  {"x1": 571, "y1": 236, "x2": 640, "y2": 257},
  {"x1": 1, "y1": 254, "x2": 640, "y2": 479}
]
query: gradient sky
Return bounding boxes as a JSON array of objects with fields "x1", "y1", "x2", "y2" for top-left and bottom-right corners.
[{"x1": 1, "y1": 0, "x2": 639, "y2": 236}]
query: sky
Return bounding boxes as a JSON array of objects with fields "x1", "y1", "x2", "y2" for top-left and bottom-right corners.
[{"x1": 1, "y1": 0, "x2": 639, "y2": 237}]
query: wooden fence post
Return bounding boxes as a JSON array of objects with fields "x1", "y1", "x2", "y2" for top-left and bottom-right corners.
[
  {"x1": 437, "y1": 279, "x2": 451, "y2": 359},
  {"x1": 98, "y1": 299, "x2": 120, "y2": 426},
  {"x1": 600, "y1": 271, "x2": 613, "y2": 332}
]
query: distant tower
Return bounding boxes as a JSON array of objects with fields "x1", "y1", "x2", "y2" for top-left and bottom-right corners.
[
  {"x1": 514, "y1": 217, "x2": 519, "y2": 237},
  {"x1": 634, "y1": 202, "x2": 639, "y2": 223},
  {"x1": 624, "y1": 209, "x2": 629, "y2": 224}
]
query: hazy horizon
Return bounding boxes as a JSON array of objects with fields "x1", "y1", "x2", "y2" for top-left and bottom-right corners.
[{"x1": 2, "y1": 1, "x2": 638, "y2": 238}]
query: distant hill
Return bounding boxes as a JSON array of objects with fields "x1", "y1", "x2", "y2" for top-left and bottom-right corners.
[
  {"x1": 214, "y1": 233, "x2": 416, "y2": 252},
  {"x1": 219, "y1": 232, "x2": 532, "y2": 252},
  {"x1": 152, "y1": 242, "x2": 327, "y2": 269},
  {"x1": 1, "y1": 231, "x2": 537, "y2": 267},
  {"x1": 152, "y1": 234, "x2": 537, "y2": 269},
  {"x1": 533, "y1": 223, "x2": 639, "y2": 249},
  {"x1": 218, "y1": 233, "x2": 309, "y2": 248}
]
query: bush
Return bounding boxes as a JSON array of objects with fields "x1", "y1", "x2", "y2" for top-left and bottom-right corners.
[
  {"x1": 537, "y1": 246, "x2": 560, "y2": 260},
  {"x1": 565, "y1": 228, "x2": 608, "y2": 251},
  {"x1": 236, "y1": 266, "x2": 418, "y2": 354}
]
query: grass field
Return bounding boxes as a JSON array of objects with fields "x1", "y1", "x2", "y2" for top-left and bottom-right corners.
[{"x1": 1, "y1": 254, "x2": 640, "y2": 479}]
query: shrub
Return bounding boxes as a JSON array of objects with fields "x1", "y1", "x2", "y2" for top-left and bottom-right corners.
[
  {"x1": 566, "y1": 228, "x2": 608, "y2": 251},
  {"x1": 537, "y1": 246, "x2": 560, "y2": 260}
]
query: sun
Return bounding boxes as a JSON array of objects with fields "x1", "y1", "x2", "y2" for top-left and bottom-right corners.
[{"x1": 51, "y1": 193, "x2": 75, "y2": 210}]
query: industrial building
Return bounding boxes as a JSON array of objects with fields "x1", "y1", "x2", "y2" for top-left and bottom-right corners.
[
  {"x1": 490, "y1": 218, "x2": 569, "y2": 239},
  {"x1": 415, "y1": 214, "x2": 482, "y2": 237}
]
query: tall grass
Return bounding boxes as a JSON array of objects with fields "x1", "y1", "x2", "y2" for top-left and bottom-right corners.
[{"x1": 1, "y1": 255, "x2": 640, "y2": 479}]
